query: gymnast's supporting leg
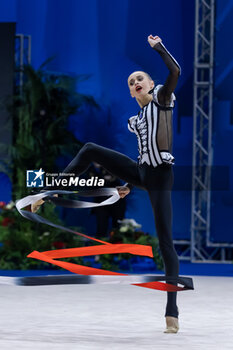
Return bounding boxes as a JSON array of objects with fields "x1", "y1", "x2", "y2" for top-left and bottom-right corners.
[
  {"x1": 148, "y1": 189, "x2": 179, "y2": 330},
  {"x1": 73, "y1": 147, "x2": 180, "y2": 316}
]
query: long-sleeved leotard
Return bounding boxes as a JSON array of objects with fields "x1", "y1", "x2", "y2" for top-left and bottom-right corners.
[
  {"x1": 154, "y1": 42, "x2": 181, "y2": 105},
  {"x1": 42, "y1": 41, "x2": 180, "y2": 318},
  {"x1": 125, "y1": 41, "x2": 181, "y2": 191}
]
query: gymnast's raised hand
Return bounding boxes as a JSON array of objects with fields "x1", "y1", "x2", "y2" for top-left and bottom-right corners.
[{"x1": 147, "y1": 34, "x2": 162, "y2": 48}]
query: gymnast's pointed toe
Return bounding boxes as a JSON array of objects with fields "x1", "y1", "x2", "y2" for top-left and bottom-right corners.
[
  {"x1": 164, "y1": 316, "x2": 179, "y2": 333},
  {"x1": 31, "y1": 199, "x2": 44, "y2": 213}
]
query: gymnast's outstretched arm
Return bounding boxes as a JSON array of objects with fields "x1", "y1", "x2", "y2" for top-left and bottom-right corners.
[{"x1": 148, "y1": 35, "x2": 181, "y2": 105}]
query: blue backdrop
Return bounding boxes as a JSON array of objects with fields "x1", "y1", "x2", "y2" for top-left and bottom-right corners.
[{"x1": 0, "y1": 0, "x2": 232, "y2": 242}]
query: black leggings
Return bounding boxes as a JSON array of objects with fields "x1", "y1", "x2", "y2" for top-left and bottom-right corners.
[{"x1": 61, "y1": 142, "x2": 179, "y2": 318}]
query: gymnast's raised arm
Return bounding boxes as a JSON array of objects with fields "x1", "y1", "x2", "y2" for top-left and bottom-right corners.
[{"x1": 148, "y1": 35, "x2": 181, "y2": 106}]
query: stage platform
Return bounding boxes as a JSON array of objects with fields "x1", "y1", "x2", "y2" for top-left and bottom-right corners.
[{"x1": 0, "y1": 274, "x2": 232, "y2": 349}]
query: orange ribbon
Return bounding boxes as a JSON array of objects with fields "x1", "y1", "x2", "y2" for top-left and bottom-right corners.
[
  {"x1": 15, "y1": 189, "x2": 192, "y2": 292},
  {"x1": 28, "y1": 240, "x2": 185, "y2": 292}
]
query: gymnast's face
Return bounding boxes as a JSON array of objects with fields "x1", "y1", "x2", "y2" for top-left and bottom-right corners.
[{"x1": 128, "y1": 71, "x2": 154, "y2": 98}]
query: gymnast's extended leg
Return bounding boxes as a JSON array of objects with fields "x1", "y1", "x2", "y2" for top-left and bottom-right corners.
[
  {"x1": 60, "y1": 142, "x2": 142, "y2": 187},
  {"x1": 31, "y1": 142, "x2": 142, "y2": 212}
]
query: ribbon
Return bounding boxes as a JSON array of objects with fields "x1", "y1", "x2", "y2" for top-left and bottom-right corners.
[{"x1": 16, "y1": 189, "x2": 194, "y2": 292}]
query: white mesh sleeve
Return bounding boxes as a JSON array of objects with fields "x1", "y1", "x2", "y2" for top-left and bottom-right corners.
[{"x1": 153, "y1": 84, "x2": 176, "y2": 108}]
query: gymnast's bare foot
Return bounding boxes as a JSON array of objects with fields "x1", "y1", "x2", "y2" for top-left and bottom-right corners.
[
  {"x1": 31, "y1": 198, "x2": 45, "y2": 213},
  {"x1": 164, "y1": 316, "x2": 179, "y2": 333},
  {"x1": 31, "y1": 194, "x2": 58, "y2": 213}
]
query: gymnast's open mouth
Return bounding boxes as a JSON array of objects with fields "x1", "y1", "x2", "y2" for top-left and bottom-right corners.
[{"x1": 136, "y1": 85, "x2": 142, "y2": 91}]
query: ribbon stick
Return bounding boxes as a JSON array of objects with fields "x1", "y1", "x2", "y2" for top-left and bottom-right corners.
[{"x1": 16, "y1": 189, "x2": 194, "y2": 292}]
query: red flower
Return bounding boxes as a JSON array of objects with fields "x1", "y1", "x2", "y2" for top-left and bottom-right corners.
[
  {"x1": 53, "y1": 241, "x2": 66, "y2": 249},
  {"x1": 0, "y1": 201, "x2": 6, "y2": 209},
  {"x1": 1, "y1": 217, "x2": 14, "y2": 227}
]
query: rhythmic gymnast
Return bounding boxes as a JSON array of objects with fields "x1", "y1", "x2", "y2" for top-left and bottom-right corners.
[{"x1": 32, "y1": 34, "x2": 181, "y2": 333}]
